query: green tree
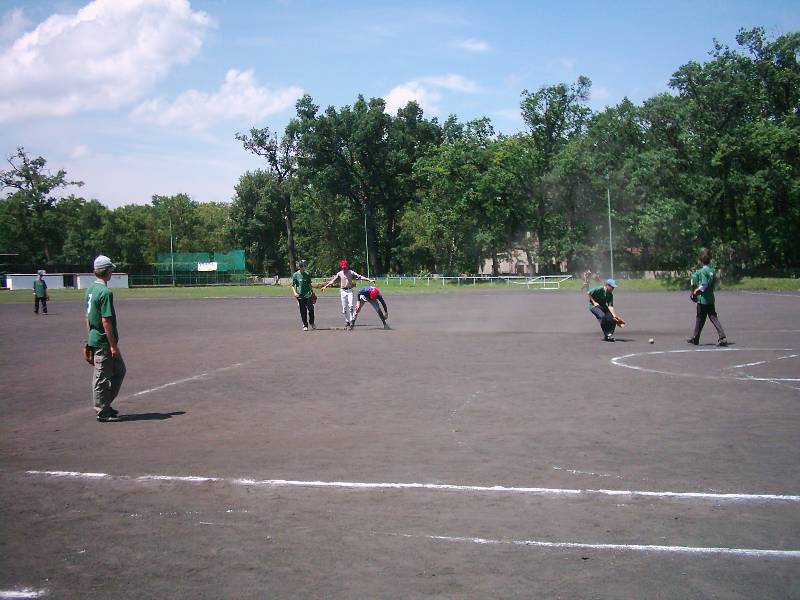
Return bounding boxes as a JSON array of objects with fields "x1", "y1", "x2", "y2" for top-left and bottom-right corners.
[{"x1": 0, "y1": 147, "x2": 84, "y2": 264}]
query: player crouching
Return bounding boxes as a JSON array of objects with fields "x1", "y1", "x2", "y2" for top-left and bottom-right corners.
[
  {"x1": 350, "y1": 286, "x2": 389, "y2": 330},
  {"x1": 588, "y1": 278, "x2": 621, "y2": 342}
]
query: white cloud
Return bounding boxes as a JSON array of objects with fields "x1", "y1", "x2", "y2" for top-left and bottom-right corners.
[
  {"x1": 384, "y1": 74, "x2": 480, "y2": 114},
  {"x1": 69, "y1": 144, "x2": 90, "y2": 159},
  {"x1": 452, "y1": 38, "x2": 491, "y2": 53},
  {"x1": 558, "y1": 57, "x2": 576, "y2": 71},
  {"x1": 0, "y1": 8, "x2": 31, "y2": 45},
  {"x1": 130, "y1": 69, "x2": 303, "y2": 129},
  {"x1": 384, "y1": 81, "x2": 443, "y2": 115},
  {"x1": 0, "y1": 0, "x2": 213, "y2": 123}
]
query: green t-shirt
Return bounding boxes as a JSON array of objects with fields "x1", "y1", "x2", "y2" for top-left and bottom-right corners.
[
  {"x1": 292, "y1": 270, "x2": 313, "y2": 299},
  {"x1": 696, "y1": 265, "x2": 716, "y2": 305},
  {"x1": 588, "y1": 285, "x2": 613, "y2": 308},
  {"x1": 85, "y1": 282, "x2": 118, "y2": 348},
  {"x1": 33, "y1": 279, "x2": 47, "y2": 298},
  {"x1": 690, "y1": 270, "x2": 699, "y2": 288}
]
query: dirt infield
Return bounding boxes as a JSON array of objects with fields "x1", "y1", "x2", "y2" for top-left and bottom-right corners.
[{"x1": 1, "y1": 290, "x2": 799, "y2": 598}]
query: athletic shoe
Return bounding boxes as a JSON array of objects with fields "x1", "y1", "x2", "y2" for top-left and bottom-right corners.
[
  {"x1": 302, "y1": 326, "x2": 308, "y2": 331},
  {"x1": 686, "y1": 337, "x2": 699, "y2": 345},
  {"x1": 604, "y1": 334, "x2": 615, "y2": 342},
  {"x1": 717, "y1": 338, "x2": 728, "y2": 347},
  {"x1": 310, "y1": 324, "x2": 316, "y2": 330},
  {"x1": 97, "y1": 410, "x2": 121, "y2": 422}
]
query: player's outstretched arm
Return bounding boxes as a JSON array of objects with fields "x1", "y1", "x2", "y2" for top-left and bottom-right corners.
[{"x1": 320, "y1": 273, "x2": 339, "y2": 291}]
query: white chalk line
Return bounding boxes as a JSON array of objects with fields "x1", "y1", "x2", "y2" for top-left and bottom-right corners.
[
  {"x1": 611, "y1": 348, "x2": 800, "y2": 383},
  {"x1": 380, "y1": 532, "x2": 800, "y2": 559},
  {"x1": 741, "y1": 291, "x2": 800, "y2": 298},
  {"x1": 0, "y1": 590, "x2": 47, "y2": 599},
  {"x1": 129, "y1": 361, "x2": 250, "y2": 398},
  {"x1": 25, "y1": 470, "x2": 800, "y2": 503},
  {"x1": 731, "y1": 354, "x2": 797, "y2": 369}
]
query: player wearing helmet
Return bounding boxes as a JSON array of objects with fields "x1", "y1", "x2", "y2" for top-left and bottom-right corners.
[{"x1": 350, "y1": 286, "x2": 389, "y2": 330}]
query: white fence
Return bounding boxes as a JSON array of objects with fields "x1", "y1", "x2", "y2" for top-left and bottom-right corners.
[{"x1": 378, "y1": 274, "x2": 573, "y2": 289}]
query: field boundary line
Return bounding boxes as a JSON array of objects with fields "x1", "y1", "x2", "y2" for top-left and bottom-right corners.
[
  {"x1": 377, "y1": 532, "x2": 800, "y2": 559},
  {"x1": 24, "y1": 470, "x2": 800, "y2": 503}
]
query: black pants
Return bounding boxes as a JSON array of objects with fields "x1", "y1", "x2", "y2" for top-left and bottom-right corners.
[
  {"x1": 692, "y1": 303, "x2": 726, "y2": 341},
  {"x1": 34, "y1": 296, "x2": 47, "y2": 314},
  {"x1": 297, "y1": 297, "x2": 315, "y2": 327},
  {"x1": 590, "y1": 305, "x2": 615, "y2": 336}
]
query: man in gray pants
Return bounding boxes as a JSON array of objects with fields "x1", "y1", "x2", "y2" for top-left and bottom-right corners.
[{"x1": 84, "y1": 255, "x2": 126, "y2": 422}]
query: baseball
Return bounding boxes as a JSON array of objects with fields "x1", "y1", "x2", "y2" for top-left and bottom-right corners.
[{"x1": 649, "y1": 338, "x2": 655, "y2": 344}]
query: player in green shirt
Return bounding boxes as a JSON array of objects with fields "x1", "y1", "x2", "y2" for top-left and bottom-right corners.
[
  {"x1": 291, "y1": 260, "x2": 316, "y2": 331},
  {"x1": 33, "y1": 271, "x2": 48, "y2": 315},
  {"x1": 84, "y1": 255, "x2": 126, "y2": 421},
  {"x1": 687, "y1": 249, "x2": 728, "y2": 346},
  {"x1": 588, "y1": 278, "x2": 619, "y2": 341}
]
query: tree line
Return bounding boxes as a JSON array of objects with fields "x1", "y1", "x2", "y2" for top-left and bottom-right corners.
[{"x1": 2, "y1": 28, "x2": 798, "y2": 276}]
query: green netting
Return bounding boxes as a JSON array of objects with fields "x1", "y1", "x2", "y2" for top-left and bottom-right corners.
[{"x1": 156, "y1": 249, "x2": 246, "y2": 273}]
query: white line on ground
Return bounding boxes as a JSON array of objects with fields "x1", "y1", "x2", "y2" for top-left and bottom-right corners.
[
  {"x1": 129, "y1": 361, "x2": 250, "y2": 398},
  {"x1": 0, "y1": 590, "x2": 47, "y2": 599},
  {"x1": 25, "y1": 470, "x2": 800, "y2": 503},
  {"x1": 732, "y1": 354, "x2": 798, "y2": 369},
  {"x1": 611, "y1": 348, "x2": 800, "y2": 383},
  {"x1": 381, "y1": 532, "x2": 800, "y2": 559},
  {"x1": 741, "y1": 291, "x2": 800, "y2": 298}
]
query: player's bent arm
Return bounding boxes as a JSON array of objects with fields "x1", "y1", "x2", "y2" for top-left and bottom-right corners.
[{"x1": 101, "y1": 317, "x2": 119, "y2": 357}]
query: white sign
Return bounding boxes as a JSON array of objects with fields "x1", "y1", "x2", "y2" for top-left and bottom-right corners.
[{"x1": 197, "y1": 261, "x2": 218, "y2": 272}]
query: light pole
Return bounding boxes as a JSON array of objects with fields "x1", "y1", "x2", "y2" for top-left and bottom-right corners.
[
  {"x1": 364, "y1": 208, "x2": 370, "y2": 279},
  {"x1": 168, "y1": 214, "x2": 175, "y2": 287},
  {"x1": 606, "y1": 172, "x2": 614, "y2": 279}
]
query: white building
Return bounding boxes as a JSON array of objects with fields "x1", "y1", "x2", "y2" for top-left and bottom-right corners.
[{"x1": 5, "y1": 273, "x2": 129, "y2": 290}]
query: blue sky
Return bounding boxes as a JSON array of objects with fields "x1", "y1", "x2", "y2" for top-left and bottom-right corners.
[{"x1": 1, "y1": 0, "x2": 798, "y2": 207}]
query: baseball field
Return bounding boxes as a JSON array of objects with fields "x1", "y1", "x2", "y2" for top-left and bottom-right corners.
[{"x1": 1, "y1": 288, "x2": 798, "y2": 598}]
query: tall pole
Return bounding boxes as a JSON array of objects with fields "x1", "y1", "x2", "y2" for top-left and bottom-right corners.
[
  {"x1": 364, "y1": 209, "x2": 370, "y2": 279},
  {"x1": 168, "y1": 214, "x2": 175, "y2": 287},
  {"x1": 606, "y1": 173, "x2": 614, "y2": 279}
]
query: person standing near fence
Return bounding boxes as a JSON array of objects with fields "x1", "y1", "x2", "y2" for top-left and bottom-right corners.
[
  {"x1": 291, "y1": 260, "x2": 316, "y2": 331},
  {"x1": 686, "y1": 249, "x2": 728, "y2": 346},
  {"x1": 33, "y1": 270, "x2": 48, "y2": 315},
  {"x1": 321, "y1": 260, "x2": 374, "y2": 328},
  {"x1": 84, "y1": 255, "x2": 126, "y2": 422}
]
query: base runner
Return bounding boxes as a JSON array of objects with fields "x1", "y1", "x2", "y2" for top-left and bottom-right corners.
[
  {"x1": 320, "y1": 260, "x2": 374, "y2": 328},
  {"x1": 350, "y1": 286, "x2": 389, "y2": 330},
  {"x1": 588, "y1": 278, "x2": 619, "y2": 342}
]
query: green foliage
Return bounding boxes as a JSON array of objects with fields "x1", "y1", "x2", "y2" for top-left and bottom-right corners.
[{"x1": 2, "y1": 27, "x2": 798, "y2": 278}]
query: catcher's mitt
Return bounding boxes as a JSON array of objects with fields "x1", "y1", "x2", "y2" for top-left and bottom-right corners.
[
  {"x1": 612, "y1": 315, "x2": 626, "y2": 328},
  {"x1": 83, "y1": 343, "x2": 94, "y2": 365}
]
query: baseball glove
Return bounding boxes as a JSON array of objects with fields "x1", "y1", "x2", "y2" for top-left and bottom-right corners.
[
  {"x1": 83, "y1": 343, "x2": 94, "y2": 365},
  {"x1": 612, "y1": 315, "x2": 626, "y2": 328},
  {"x1": 311, "y1": 291, "x2": 318, "y2": 304}
]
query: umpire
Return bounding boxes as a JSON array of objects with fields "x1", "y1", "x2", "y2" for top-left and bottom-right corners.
[{"x1": 686, "y1": 249, "x2": 728, "y2": 346}]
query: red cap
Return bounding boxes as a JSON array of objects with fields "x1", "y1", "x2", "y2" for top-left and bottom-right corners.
[
  {"x1": 369, "y1": 287, "x2": 379, "y2": 300},
  {"x1": 340, "y1": 260, "x2": 348, "y2": 268}
]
